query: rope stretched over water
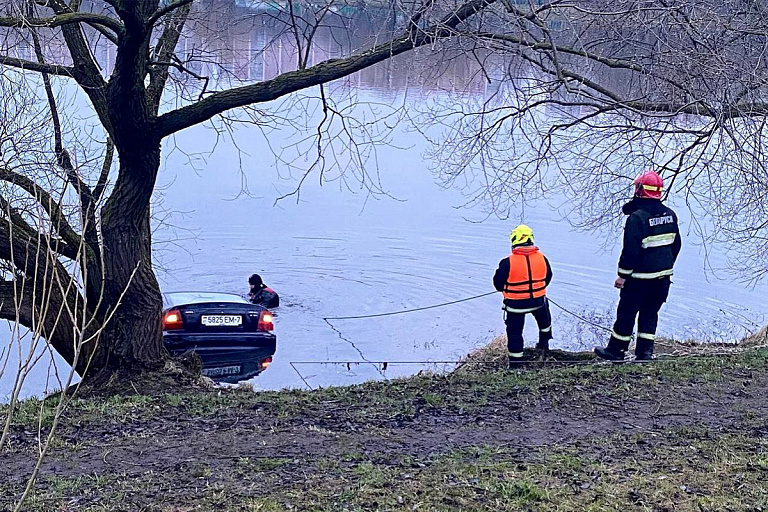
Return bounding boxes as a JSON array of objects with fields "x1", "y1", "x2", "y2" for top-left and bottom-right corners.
[
  {"x1": 323, "y1": 291, "x2": 498, "y2": 321},
  {"x1": 318, "y1": 290, "x2": 619, "y2": 388},
  {"x1": 300, "y1": 289, "x2": 764, "y2": 390},
  {"x1": 547, "y1": 297, "x2": 612, "y2": 333},
  {"x1": 323, "y1": 291, "x2": 613, "y2": 333},
  {"x1": 289, "y1": 356, "x2": 734, "y2": 367}
]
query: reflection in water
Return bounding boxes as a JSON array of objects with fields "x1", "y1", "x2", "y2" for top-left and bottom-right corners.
[
  {"x1": 179, "y1": 346, "x2": 276, "y2": 384},
  {"x1": 2, "y1": 0, "x2": 497, "y2": 95},
  {"x1": 178, "y1": 1, "x2": 499, "y2": 95}
]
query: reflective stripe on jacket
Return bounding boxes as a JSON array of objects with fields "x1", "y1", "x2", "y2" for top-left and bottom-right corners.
[
  {"x1": 503, "y1": 246, "x2": 548, "y2": 300},
  {"x1": 617, "y1": 198, "x2": 681, "y2": 280}
]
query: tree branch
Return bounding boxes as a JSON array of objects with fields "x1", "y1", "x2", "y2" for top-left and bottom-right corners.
[
  {"x1": 0, "y1": 200, "x2": 80, "y2": 261},
  {"x1": 156, "y1": 0, "x2": 500, "y2": 137},
  {"x1": 147, "y1": 2, "x2": 191, "y2": 114},
  {"x1": 146, "y1": 0, "x2": 194, "y2": 28},
  {"x1": 0, "y1": 54, "x2": 74, "y2": 77},
  {"x1": 0, "y1": 194, "x2": 40, "y2": 243},
  {"x1": 93, "y1": 138, "x2": 114, "y2": 203},
  {"x1": 28, "y1": 24, "x2": 102, "y2": 269},
  {"x1": 0, "y1": 167, "x2": 82, "y2": 255},
  {"x1": 0, "y1": 220, "x2": 75, "y2": 284},
  {"x1": 477, "y1": 33, "x2": 696, "y2": 101},
  {"x1": 518, "y1": 48, "x2": 719, "y2": 118},
  {"x1": 148, "y1": 56, "x2": 209, "y2": 99},
  {"x1": 40, "y1": 0, "x2": 112, "y2": 136},
  {"x1": 0, "y1": 12, "x2": 124, "y2": 36},
  {"x1": 30, "y1": 26, "x2": 95, "y2": 210}
]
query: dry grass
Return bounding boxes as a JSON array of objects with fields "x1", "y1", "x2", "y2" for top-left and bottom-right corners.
[
  {"x1": 741, "y1": 325, "x2": 768, "y2": 348},
  {"x1": 463, "y1": 334, "x2": 768, "y2": 364}
]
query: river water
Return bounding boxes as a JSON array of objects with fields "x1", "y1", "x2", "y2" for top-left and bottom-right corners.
[
  {"x1": 2, "y1": 4, "x2": 767, "y2": 399},
  {"x1": 149, "y1": 100, "x2": 768, "y2": 392}
]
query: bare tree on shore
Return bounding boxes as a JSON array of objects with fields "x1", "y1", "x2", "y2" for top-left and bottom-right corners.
[{"x1": 0, "y1": 0, "x2": 504, "y2": 384}]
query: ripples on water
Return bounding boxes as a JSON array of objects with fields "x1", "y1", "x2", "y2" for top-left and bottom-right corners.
[
  {"x1": 3, "y1": 97, "x2": 767, "y2": 399},
  {"x1": 144, "y1": 109, "x2": 768, "y2": 392}
]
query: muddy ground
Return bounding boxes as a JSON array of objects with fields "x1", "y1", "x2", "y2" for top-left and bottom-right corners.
[{"x1": 2, "y1": 349, "x2": 768, "y2": 511}]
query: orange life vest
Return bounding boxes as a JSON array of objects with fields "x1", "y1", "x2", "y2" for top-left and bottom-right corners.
[{"x1": 503, "y1": 246, "x2": 548, "y2": 300}]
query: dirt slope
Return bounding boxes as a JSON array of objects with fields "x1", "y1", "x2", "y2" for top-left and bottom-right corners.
[{"x1": 2, "y1": 350, "x2": 768, "y2": 511}]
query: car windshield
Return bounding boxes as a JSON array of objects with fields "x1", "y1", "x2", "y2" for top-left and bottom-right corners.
[{"x1": 163, "y1": 292, "x2": 250, "y2": 308}]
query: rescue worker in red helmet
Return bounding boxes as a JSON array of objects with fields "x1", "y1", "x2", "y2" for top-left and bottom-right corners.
[
  {"x1": 493, "y1": 225, "x2": 553, "y2": 367},
  {"x1": 595, "y1": 170, "x2": 681, "y2": 361}
]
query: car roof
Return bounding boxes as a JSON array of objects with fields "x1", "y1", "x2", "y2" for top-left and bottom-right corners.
[{"x1": 163, "y1": 292, "x2": 250, "y2": 308}]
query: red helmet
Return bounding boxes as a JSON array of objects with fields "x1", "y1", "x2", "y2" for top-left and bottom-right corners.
[{"x1": 634, "y1": 170, "x2": 663, "y2": 199}]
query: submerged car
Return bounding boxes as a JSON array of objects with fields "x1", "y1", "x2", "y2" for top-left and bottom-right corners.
[{"x1": 161, "y1": 292, "x2": 277, "y2": 382}]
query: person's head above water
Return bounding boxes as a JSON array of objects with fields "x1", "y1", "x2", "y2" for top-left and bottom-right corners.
[{"x1": 248, "y1": 274, "x2": 264, "y2": 288}]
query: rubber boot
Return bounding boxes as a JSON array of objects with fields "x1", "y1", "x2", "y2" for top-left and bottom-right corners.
[
  {"x1": 508, "y1": 352, "x2": 525, "y2": 369},
  {"x1": 534, "y1": 338, "x2": 550, "y2": 361},
  {"x1": 635, "y1": 338, "x2": 654, "y2": 361},
  {"x1": 536, "y1": 333, "x2": 550, "y2": 352},
  {"x1": 594, "y1": 339, "x2": 629, "y2": 361}
]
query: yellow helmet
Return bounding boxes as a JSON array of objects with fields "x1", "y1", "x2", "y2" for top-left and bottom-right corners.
[{"x1": 509, "y1": 224, "x2": 534, "y2": 247}]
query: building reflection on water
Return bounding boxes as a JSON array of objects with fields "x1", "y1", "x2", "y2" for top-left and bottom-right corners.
[
  {"x1": 183, "y1": 0, "x2": 505, "y2": 95},
  {"x1": 3, "y1": 0, "x2": 506, "y2": 96}
]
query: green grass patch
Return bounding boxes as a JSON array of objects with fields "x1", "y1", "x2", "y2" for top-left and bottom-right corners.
[{"x1": 260, "y1": 429, "x2": 768, "y2": 512}]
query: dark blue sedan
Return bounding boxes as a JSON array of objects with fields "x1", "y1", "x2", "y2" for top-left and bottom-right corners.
[{"x1": 162, "y1": 292, "x2": 277, "y2": 382}]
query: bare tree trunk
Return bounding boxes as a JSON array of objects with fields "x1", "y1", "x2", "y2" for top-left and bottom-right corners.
[
  {"x1": 89, "y1": 142, "x2": 165, "y2": 380},
  {"x1": 93, "y1": 215, "x2": 164, "y2": 378},
  {"x1": 84, "y1": 11, "x2": 167, "y2": 379}
]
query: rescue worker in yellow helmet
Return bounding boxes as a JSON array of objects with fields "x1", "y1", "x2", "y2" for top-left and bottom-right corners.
[{"x1": 493, "y1": 225, "x2": 553, "y2": 367}]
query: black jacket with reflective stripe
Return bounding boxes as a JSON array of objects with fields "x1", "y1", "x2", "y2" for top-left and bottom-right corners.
[{"x1": 617, "y1": 198, "x2": 682, "y2": 279}]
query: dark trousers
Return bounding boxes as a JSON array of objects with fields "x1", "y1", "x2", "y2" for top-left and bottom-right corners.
[
  {"x1": 505, "y1": 300, "x2": 553, "y2": 354},
  {"x1": 610, "y1": 277, "x2": 671, "y2": 351}
]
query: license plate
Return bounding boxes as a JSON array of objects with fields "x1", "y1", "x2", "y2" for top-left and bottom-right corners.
[
  {"x1": 202, "y1": 365, "x2": 242, "y2": 377},
  {"x1": 201, "y1": 315, "x2": 242, "y2": 326}
]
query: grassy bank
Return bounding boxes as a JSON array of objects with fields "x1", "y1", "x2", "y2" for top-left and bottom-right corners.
[{"x1": 2, "y1": 344, "x2": 768, "y2": 511}]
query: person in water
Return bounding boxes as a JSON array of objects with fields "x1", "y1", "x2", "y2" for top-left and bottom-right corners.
[{"x1": 248, "y1": 274, "x2": 280, "y2": 308}]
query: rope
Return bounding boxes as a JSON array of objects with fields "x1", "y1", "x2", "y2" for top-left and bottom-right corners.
[
  {"x1": 323, "y1": 291, "x2": 497, "y2": 321},
  {"x1": 297, "y1": 283, "x2": 768, "y2": 388},
  {"x1": 547, "y1": 297, "x2": 612, "y2": 333},
  {"x1": 319, "y1": 290, "x2": 618, "y2": 385},
  {"x1": 323, "y1": 318, "x2": 387, "y2": 378},
  {"x1": 323, "y1": 291, "x2": 611, "y2": 334},
  {"x1": 289, "y1": 362, "x2": 314, "y2": 389},
  {"x1": 288, "y1": 351, "x2": 768, "y2": 389},
  {"x1": 289, "y1": 352, "x2": 761, "y2": 366},
  {"x1": 289, "y1": 350, "x2": 768, "y2": 375},
  {"x1": 290, "y1": 359, "x2": 600, "y2": 367},
  {"x1": 291, "y1": 360, "x2": 510, "y2": 365}
]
